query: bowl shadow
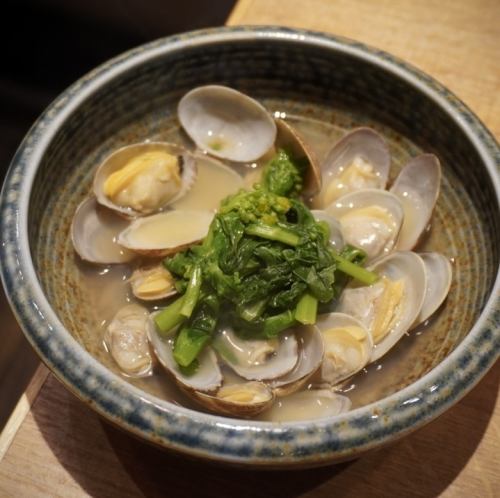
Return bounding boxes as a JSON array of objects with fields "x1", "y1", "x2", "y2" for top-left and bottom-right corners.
[{"x1": 31, "y1": 360, "x2": 499, "y2": 498}]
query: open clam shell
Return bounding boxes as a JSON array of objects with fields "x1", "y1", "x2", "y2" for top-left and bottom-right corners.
[
  {"x1": 93, "y1": 142, "x2": 196, "y2": 218},
  {"x1": 129, "y1": 264, "x2": 178, "y2": 301},
  {"x1": 325, "y1": 189, "x2": 404, "y2": 261},
  {"x1": 268, "y1": 325, "x2": 324, "y2": 397},
  {"x1": 213, "y1": 327, "x2": 298, "y2": 381},
  {"x1": 337, "y1": 251, "x2": 427, "y2": 362},
  {"x1": 259, "y1": 389, "x2": 351, "y2": 422},
  {"x1": 413, "y1": 252, "x2": 453, "y2": 326},
  {"x1": 275, "y1": 119, "x2": 322, "y2": 196},
  {"x1": 147, "y1": 315, "x2": 273, "y2": 417},
  {"x1": 178, "y1": 85, "x2": 277, "y2": 162},
  {"x1": 310, "y1": 209, "x2": 345, "y2": 250},
  {"x1": 71, "y1": 196, "x2": 135, "y2": 264},
  {"x1": 117, "y1": 209, "x2": 214, "y2": 258},
  {"x1": 104, "y1": 304, "x2": 153, "y2": 377},
  {"x1": 146, "y1": 315, "x2": 223, "y2": 393},
  {"x1": 313, "y1": 127, "x2": 390, "y2": 208},
  {"x1": 314, "y1": 312, "x2": 373, "y2": 386},
  {"x1": 192, "y1": 381, "x2": 275, "y2": 418},
  {"x1": 390, "y1": 154, "x2": 441, "y2": 250}
]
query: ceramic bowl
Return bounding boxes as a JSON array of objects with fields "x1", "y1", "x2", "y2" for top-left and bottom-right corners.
[{"x1": 1, "y1": 27, "x2": 499, "y2": 468}]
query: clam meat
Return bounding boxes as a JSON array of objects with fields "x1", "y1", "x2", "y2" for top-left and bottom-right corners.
[
  {"x1": 213, "y1": 327, "x2": 298, "y2": 381},
  {"x1": 129, "y1": 264, "x2": 177, "y2": 301},
  {"x1": 313, "y1": 127, "x2": 390, "y2": 208},
  {"x1": 337, "y1": 251, "x2": 427, "y2": 362},
  {"x1": 93, "y1": 142, "x2": 196, "y2": 217},
  {"x1": 315, "y1": 313, "x2": 372, "y2": 386},
  {"x1": 104, "y1": 304, "x2": 153, "y2": 377},
  {"x1": 326, "y1": 189, "x2": 404, "y2": 261},
  {"x1": 193, "y1": 381, "x2": 275, "y2": 418}
]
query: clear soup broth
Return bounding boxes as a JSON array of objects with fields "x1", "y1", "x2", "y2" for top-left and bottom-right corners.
[{"x1": 48, "y1": 99, "x2": 485, "y2": 422}]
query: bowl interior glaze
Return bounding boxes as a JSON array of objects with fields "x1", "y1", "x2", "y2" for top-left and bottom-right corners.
[{"x1": 3, "y1": 27, "x2": 498, "y2": 466}]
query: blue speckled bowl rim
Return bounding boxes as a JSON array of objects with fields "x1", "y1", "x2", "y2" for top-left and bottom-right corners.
[{"x1": 1, "y1": 26, "x2": 499, "y2": 466}]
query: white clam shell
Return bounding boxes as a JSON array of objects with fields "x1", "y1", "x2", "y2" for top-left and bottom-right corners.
[
  {"x1": 129, "y1": 264, "x2": 178, "y2": 301},
  {"x1": 390, "y1": 154, "x2": 441, "y2": 250},
  {"x1": 414, "y1": 252, "x2": 453, "y2": 326},
  {"x1": 314, "y1": 312, "x2": 373, "y2": 385},
  {"x1": 178, "y1": 85, "x2": 277, "y2": 162},
  {"x1": 146, "y1": 314, "x2": 222, "y2": 393},
  {"x1": 268, "y1": 325, "x2": 324, "y2": 396},
  {"x1": 192, "y1": 381, "x2": 275, "y2": 418},
  {"x1": 214, "y1": 327, "x2": 298, "y2": 381},
  {"x1": 310, "y1": 209, "x2": 345, "y2": 250},
  {"x1": 325, "y1": 189, "x2": 404, "y2": 261},
  {"x1": 314, "y1": 127, "x2": 390, "y2": 207},
  {"x1": 259, "y1": 389, "x2": 351, "y2": 422},
  {"x1": 71, "y1": 197, "x2": 135, "y2": 264},
  {"x1": 93, "y1": 142, "x2": 196, "y2": 217},
  {"x1": 104, "y1": 304, "x2": 153, "y2": 377},
  {"x1": 118, "y1": 209, "x2": 214, "y2": 257},
  {"x1": 337, "y1": 251, "x2": 427, "y2": 362}
]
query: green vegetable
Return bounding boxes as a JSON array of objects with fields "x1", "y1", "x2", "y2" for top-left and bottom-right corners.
[
  {"x1": 156, "y1": 150, "x2": 377, "y2": 367},
  {"x1": 294, "y1": 293, "x2": 318, "y2": 325},
  {"x1": 180, "y1": 265, "x2": 202, "y2": 318},
  {"x1": 262, "y1": 149, "x2": 303, "y2": 196},
  {"x1": 154, "y1": 296, "x2": 186, "y2": 336},
  {"x1": 332, "y1": 253, "x2": 378, "y2": 286},
  {"x1": 245, "y1": 222, "x2": 300, "y2": 246}
]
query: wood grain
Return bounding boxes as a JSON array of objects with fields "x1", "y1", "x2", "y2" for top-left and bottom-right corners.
[
  {"x1": 228, "y1": 0, "x2": 500, "y2": 140},
  {"x1": 1, "y1": 1, "x2": 499, "y2": 496},
  {"x1": 0, "y1": 363, "x2": 498, "y2": 498}
]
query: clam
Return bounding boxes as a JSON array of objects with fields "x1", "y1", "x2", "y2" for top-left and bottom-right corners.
[
  {"x1": 71, "y1": 197, "x2": 135, "y2": 264},
  {"x1": 414, "y1": 252, "x2": 452, "y2": 326},
  {"x1": 117, "y1": 209, "x2": 214, "y2": 258},
  {"x1": 104, "y1": 304, "x2": 153, "y2": 377},
  {"x1": 314, "y1": 313, "x2": 372, "y2": 386},
  {"x1": 147, "y1": 316, "x2": 223, "y2": 393},
  {"x1": 268, "y1": 325, "x2": 324, "y2": 396},
  {"x1": 337, "y1": 251, "x2": 427, "y2": 362},
  {"x1": 313, "y1": 128, "x2": 390, "y2": 208},
  {"x1": 390, "y1": 154, "x2": 441, "y2": 250},
  {"x1": 213, "y1": 327, "x2": 298, "y2": 381},
  {"x1": 178, "y1": 85, "x2": 277, "y2": 162},
  {"x1": 325, "y1": 189, "x2": 404, "y2": 261},
  {"x1": 275, "y1": 119, "x2": 322, "y2": 196},
  {"x1": 193, "y1": 381, "x2": 275, "y2": 418},
  {"x1": 93, "y1": 142, "x2": 196, "y2": 218},
  {"x1": 129, "y1": 264, "x2": 177, "y2": 301},
  {"x1": 310, "y1": 209, "x2": 345, "y2": 250},
  {"x1": 147, "y1": 316, "x2": 274, "y2": 416},
  {"x1": 259, "y1": 389, "x2": 351, "y2": 422}
]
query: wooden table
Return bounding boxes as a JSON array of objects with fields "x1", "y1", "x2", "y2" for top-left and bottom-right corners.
[{"x1": 1, "y1": 1, "x2": 499, "y2": 496}]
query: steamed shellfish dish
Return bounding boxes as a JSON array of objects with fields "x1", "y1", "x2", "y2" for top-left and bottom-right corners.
[{"x1": 72, "y1": 85, "x2": 452, "y2": 422}]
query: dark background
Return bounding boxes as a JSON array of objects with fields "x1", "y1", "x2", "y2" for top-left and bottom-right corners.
[{"x1": 0, "y1": 0, "x2": 235, "y2": 429}]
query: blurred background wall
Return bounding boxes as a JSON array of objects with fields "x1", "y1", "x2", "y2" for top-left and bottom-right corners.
[{"x1": 0, "y1": 0, "x2": 235, "y2": 429}]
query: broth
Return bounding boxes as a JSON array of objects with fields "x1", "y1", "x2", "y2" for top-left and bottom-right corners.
[{"x1": 72, "y1": 112, "x2": 453, "y2": 421}]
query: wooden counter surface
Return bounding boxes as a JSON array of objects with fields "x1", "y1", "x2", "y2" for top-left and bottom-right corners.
[{"x1": 1, "y1": 1, "x2": 499, "y2": 496}]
